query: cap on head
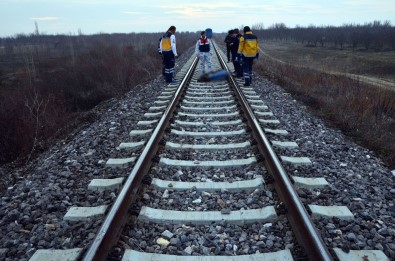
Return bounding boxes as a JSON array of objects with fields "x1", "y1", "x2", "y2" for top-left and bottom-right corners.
[
  {"x1": 169, "y1": 25, "x2": 176, "y2": 31},
  {"x1": 201, "y1": 31, "x2": 206, "y2": 35},
  {"x1": 243, "y1": 26, "x2": 251, "y2": 33}
]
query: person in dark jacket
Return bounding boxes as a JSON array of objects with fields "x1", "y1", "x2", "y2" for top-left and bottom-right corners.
[
  {"x1": 230, "y1": 28, "x2": 242, "y2": 77},
  {"x1": 224, "y1": 29, "x2": 233, "y2": 63},
  {"x1": 159, "y1": 25, "x2": 178, "y2": 83},
  {"x1": 237, "y1": 26, "x2": 259, "y2": 86},
  {"x1": 158, "y1": 37, "x2": 165, "y2": 76}
]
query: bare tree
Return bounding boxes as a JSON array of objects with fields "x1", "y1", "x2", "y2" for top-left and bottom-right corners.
[
  {"x1": 259, "y1": 21, "x2": 394, "y2": 51},
  {"x1": 34, "y1": 21, "x2": 40, "y2": 36},
  {"x1": 24, "y1": 88, "x2": 49, "y2": 163}
]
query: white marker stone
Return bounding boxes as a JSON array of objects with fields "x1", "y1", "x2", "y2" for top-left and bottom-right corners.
[
  {"x1": 292, "y1": 176, "x2": 329, "y2": 188},
  {"x1": 64, "y1": 205, "x2": 107, "y2": 221},
  {"x1": 333, "y1": 248, "x2": 389, "y2": 261},
  {"x1": 29, "y1": 248, "x2": 83, "y2": 261},
  {"x1": 309, "y1": 205, "x2": 354, "y2": 220},
  {"x1": 122, "y1": 249, "x2": 293, "y2": 261}
]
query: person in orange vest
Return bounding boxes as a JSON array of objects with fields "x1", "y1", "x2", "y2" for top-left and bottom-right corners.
[
  {"x1": 195, "y1": 31, "x2": 212, "y2": 75},
  {"x1": 237, "y1": 26, "x2": 259, "y2": 86},
  {"x1": 159, "y1": 25, "x2": 178, "y2": 83}
]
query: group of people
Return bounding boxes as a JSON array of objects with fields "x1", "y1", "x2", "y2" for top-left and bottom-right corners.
[
  {"x1": 225, "y1": 26, "x2": 259, "y2": 86},
  {"x1": 158, "y1": 25, "x2": 259, "y2": 86}
]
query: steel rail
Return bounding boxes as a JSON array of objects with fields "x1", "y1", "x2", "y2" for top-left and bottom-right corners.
[
  {"x1": 213, "y1": 42, "x2": 333, "y2": 261},
  {"x1": 83, "y1": 56, "x2": 199, "y2": 261}
]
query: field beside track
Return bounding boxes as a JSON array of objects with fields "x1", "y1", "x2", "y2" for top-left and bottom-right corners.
[
  {"x1": 253, "y1": 40, "x2": 395, "y2": 168},
  {"x1": 262, "y1": 40, "x2": 395, "y2": 91}
]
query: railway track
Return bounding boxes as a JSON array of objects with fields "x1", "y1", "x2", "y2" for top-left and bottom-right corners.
[{"x1": 24, "y1": 42, "x2": 392, "y2": 261}]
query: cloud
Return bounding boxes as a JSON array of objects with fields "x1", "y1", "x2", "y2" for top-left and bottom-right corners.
[
  {"x1": 160, "y1": 2, "x2": 239, "y2": 20},
  {"x1": 31, "y1": 16, "x2": 59, "y2": 21},
  {"x1": 158, "y1": 2, "x2": 241, "y2": 10},
  {"x1": 123, "y1": 11, "x2": 143, "y2": 15}
]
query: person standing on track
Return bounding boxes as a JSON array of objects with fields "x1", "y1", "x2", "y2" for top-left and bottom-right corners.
[
  {"x1": 231, "y1": 28, "x2": 242, "y2": 78},
  {"x1": 195, "y1": 31, "x2": 212, "y2": 75},
  {"x1": 224, "y1": 29, "x2": 233, "y2": 63},
  {"x1": 237, "y1": 26, "x2": 259, "y2": 86},
  {"x1": 159, "y1": 25, "x2": 178, "y2": 83},
  {"x1": 157, "y1": 36, "x2": 165, "y2": 76}
]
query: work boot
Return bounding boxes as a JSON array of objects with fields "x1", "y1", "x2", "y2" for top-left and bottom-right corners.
[{"x1": 244, "y1": 78, "x2": 251, "y2": 86}]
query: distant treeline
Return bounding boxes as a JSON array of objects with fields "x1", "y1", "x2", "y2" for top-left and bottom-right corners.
[
  {"x1": 252, "y1": 21, "x2": 395, "y2": 50},
  {"x1": 0, "y1": 32, "x2": 197, "y2": 165}
]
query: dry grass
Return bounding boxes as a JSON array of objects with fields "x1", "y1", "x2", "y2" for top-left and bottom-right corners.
[{"x1": 255, "y1": 41, "x2": 395, "y2": 168}]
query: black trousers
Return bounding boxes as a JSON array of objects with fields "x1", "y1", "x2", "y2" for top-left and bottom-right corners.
[
  {"x1": 226, "y1": 45, "x2": 231, "y2": 61},
  {"x1": 163, "y1": 51, "x2": 175, "y2": 83},
  {"x1": 242, "y1": 57, "x2": 254, "y2": 85}
]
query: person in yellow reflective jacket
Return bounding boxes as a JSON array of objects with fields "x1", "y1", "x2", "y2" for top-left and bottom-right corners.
[
  {"x1": 159, "y1": 25, "x2": 178, "y2": 83},
  {"x1": 237, "y1": 26, "x2": 259, "y2": 86}
]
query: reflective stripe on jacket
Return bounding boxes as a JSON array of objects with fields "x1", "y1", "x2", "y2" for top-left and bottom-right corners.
[{"x1": 237, "y1": 32, "x2": 258, "y2": 57}]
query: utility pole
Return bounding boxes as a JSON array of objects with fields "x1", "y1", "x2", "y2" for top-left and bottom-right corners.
[{"x1": 35, "y1": 21, "x2": 39, "y2": 35}]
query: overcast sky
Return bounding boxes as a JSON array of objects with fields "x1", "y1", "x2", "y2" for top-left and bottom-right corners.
[{"x1": 0, "y1": 0, "x2": 394, "y2": 37}]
